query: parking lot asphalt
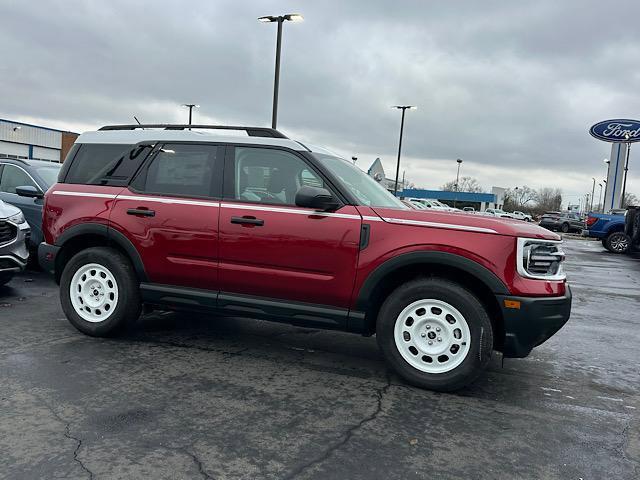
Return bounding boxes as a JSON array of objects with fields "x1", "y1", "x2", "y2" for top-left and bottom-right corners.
[{"x1": 1, "y1": 238, "x2": 639, "y2": 480}]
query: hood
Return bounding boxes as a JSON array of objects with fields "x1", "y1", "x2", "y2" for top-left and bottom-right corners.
[
  {"x1": 371, "y1": 207, "x2": 560, "y2": 240},
  {"x1": 0, "y1": 199, "x2": 21, "y2": 219}
]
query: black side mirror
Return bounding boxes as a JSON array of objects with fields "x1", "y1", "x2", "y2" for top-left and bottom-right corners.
[
  {"x1": 295, "y1": 186, "x2": 340, "y2": 212},
  {"x1": 15, "y1": 185, "x2": 44, "y2": 199}
]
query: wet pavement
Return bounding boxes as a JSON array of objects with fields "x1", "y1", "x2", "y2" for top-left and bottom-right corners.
[{"x1": 0, "y1": 238, "x2": 638, "y2": 479}]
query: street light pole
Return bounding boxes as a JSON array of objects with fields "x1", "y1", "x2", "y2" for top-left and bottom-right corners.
[
  {"x1": 598, "y1": 183, "x2": 603, "y2": 212},
  {"x1": 258, "y1": 13, "x2": 304, "y2": 129},
  {"x1": 392, "y1": 105, "x2": 416, "y2": 196},
  {"x1": 590, "y1": 177, "x2": 596, "y2": 212},
  {"x1": 182, "y1": 104, "x2": 199, "y2": 128},
  {"x1": 454, "y1": 158, "x2": 463, "y2": 207}
]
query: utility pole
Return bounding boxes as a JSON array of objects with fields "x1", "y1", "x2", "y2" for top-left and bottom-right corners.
[{"x1": 591, "y1": 178, "x2": 596, "y2": 212}]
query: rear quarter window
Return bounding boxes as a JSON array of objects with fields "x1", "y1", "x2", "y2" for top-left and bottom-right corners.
[{"x1": 62, "y1": 143, "x2": 152, "y2": 185}]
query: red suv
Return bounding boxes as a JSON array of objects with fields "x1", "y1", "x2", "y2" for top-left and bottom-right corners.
[{"x1": 39, "y1": 124, "x2": 571, "y2": 391}]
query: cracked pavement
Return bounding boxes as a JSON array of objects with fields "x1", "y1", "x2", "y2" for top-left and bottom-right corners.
[{"x1": 0, "y1": 238, "x2": 638, "y2": 479}]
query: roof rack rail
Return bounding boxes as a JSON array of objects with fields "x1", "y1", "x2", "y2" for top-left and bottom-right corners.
[{"x1": 98, "y1": 124, "x2": 288, "y2": 138}]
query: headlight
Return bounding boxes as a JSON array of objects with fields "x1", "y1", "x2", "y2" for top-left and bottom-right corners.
[
  {"x1": 517, "y1": 238, "x2": 566, "y2": 280},
  {"x1": 6, "y1": 212, "x2": 26, "y2": 225}
]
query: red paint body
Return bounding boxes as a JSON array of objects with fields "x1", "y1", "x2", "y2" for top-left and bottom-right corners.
[{"x1": 44, "y1": 184, "x2": 566, "y2": 311}]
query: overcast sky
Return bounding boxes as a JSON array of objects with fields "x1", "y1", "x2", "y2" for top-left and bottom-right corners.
[{"x1": 2, "y1": 0, "x2": 639, "y2": 204}]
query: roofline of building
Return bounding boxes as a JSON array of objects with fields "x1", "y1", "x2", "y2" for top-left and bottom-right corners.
[{"x1": 0, "y1": 118, "x2": 78, "y2": 135}]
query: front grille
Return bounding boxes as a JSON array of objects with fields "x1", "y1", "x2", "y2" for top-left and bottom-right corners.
[{"x1": 0, "y1": 221, "x2": 17, "y2": 245}]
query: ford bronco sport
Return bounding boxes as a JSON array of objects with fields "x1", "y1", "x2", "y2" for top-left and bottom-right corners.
[{"x1": 39, "y1": 124, "x2": 571, "y2": 391}]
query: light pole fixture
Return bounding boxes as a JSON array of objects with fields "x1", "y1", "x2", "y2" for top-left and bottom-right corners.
[
  {"x1": 351, "y1": 156, "x2": 358, "y2": 165},
  {"x1": 621, "y1": 133, "x2": 632, "y2": 207},
  {"x1": 598, "y1": 183, "x2": 603, "y2": 212},
  {"x1": 454, "y1": 158, "x2": 463, "y2": 207},
  {"x1": 391, "y1": 105, "x2": 416, "y2": 195},
  {"x1": 182, "y1": 104, "x2": 199, "y2": 128},
  {"x1": 258, "y1": 13, "x2": 304, "y2": 129},
  {"x1": 590, "y1": 177, "x2": 596, "y2": 212}
]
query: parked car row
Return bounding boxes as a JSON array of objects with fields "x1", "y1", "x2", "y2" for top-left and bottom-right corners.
[{"x1": 539, "y1": 211, "x2": 584, "y2": 233}]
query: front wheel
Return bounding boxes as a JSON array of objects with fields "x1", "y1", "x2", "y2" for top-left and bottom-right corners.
[
  {"x1": 0, "y1": 273, "x2": 14, "y2": 286},
  {"x1": 604, "y1": 232, "x2": 631, "y2": 254},
  {"x1": 376, "y1": 278, "x2": 493, "y2": 392},
  {"x1": 561, "y1": 223, "x2": 570, "y2": 233},
  {"x1": 60, "y1": 247, "x2": 141, "y2": 336}
]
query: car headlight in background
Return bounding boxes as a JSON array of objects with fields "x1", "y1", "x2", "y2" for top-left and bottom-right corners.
[
  {"x1": 517, "y1": 238, "x2": 566, "y2": 280},
  {"x1": 6, "y1": 211, "x2": 26, "y2": 225}
]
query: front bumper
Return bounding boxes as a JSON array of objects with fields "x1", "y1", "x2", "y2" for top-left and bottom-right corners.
[
  {"x1": 0, "y1": 221, "x2": 30, "y2": 273},
  {"x1": 497, "y1": 285, "x2": 572, "y2": 358}
]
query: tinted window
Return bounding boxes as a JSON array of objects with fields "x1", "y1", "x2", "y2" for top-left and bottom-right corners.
[
  {"x1": 137, "y1": 144, "x2": 220, "y2": 198},
  {"x1": 0, "y1": 164, "x2": 38, "y2": 194},
  {"x1": 64, "y1": 143, "x2": 151, "y2": 185},
  {"x1": 233, "y1": 147, "x2": 324, "y2": 205}
]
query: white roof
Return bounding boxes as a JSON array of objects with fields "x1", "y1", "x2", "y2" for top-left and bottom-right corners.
[{"x1": 76, "y1": 129, "x2": 308, "y2": 151}]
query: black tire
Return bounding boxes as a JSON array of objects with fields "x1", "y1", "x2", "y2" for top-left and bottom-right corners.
[
  {"x1": 604, "y1": 231, "x2": 631, "y2": 254},
  {"x1": 60, "y1": 247, "x2": 141, "y2": 336},
  {"x1": 376, "y1": 278, "x2": 493, "y2": 392},
  {"x1": 561, "y1": 223, "x2": 570, "y2": 233},
  {"x1": 0, "y1": 273, "x2": 13, "y2": 286}
]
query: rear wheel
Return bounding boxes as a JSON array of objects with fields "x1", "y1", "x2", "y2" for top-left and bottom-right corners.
[
  {"x1": 376, "y1": 278, "x2": 493, "y2": 392},
  {"x1": 60, "y1": 247, "x2": 141, "y2": 336},
  {"x1": 604, "y1": 231, "x2": 630, "y2": 254}
]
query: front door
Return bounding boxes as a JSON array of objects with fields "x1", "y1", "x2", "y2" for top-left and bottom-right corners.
[
  {"x1": 0, "y1": 163, "x2": 44, "y2": 245},
  {"x1": 218, "y1": 146, "x2": 361, "y2": 309},
  {"x1": 110, "y1": 143, "x2": 223, "y2": 291}
]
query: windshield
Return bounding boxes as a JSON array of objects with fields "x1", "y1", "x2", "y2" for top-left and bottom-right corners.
[
  {"x1": 312, "y1": 153, "x2": 407, "y2": 209},
  {"x1": 36, "y1": 165, "x2": 61, "y2": 187}
]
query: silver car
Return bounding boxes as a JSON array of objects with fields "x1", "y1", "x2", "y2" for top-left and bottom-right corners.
[{"x1": 0, "y1": 200, "x2": 30, "y2": 286}]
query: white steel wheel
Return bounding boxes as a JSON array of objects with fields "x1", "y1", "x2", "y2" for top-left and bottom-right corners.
[
  {"x1": 394, "y1": 299, "x2": 471, "y2": 374},
  {"x1": 69, "y1": 263, "x2": 119, "y2": 323}
]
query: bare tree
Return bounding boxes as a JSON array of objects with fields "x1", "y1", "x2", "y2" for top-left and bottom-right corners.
[
  {"x1": 622, "y1": 192, "x2": 638, "y2": 208},
  {"x1": 504, "y1": 186, "x2": 537, "y2": 211},
  {"x1": 535, "y1": 187, "x2": 563, "y2": 212},
  {"x1": 441, "y1": 176, "x2": 484, "y2": 193}
]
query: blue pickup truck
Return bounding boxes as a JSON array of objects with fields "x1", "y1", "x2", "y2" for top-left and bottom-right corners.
[{"x1": 584, "y1": 210, "x2": 630, "y2": 253}]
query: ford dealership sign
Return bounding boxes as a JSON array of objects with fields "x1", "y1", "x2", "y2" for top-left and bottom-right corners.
[{"x1": 590, "y1": 119, "x2": 640, "y2": 143}]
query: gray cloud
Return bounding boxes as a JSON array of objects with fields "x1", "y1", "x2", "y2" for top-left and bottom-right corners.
[{"x1": 1, "y1": 0, "x2": 639, "y2": 198}]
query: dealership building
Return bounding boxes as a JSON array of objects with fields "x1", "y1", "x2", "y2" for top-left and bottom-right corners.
[
  {"x1": 0, "y1": 119, "x2": 78, "y2": 163},
  {"x1": 367, "y1": 158, "x2": 505, "y2": 211}
]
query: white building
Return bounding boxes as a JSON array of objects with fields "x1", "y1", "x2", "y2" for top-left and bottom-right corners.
[{"x1": 0, "y1": 119, "x2": 78, "y2": 163}]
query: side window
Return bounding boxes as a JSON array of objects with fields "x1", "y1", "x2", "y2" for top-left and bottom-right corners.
[
  {"x1": 135, "y1": 144, "x2": 220, "y2": 198},
  {"x1": 232, "y1": 147, "x2": 324, "y2": 205},
  {"x1": 64, "y1": 143, "x2": 150, "y2": 185},
  {"x1": 0, "y1": 165, "x2": 38, "y2": 194}
]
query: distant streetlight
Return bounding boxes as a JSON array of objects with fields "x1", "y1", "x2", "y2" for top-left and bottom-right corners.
[
  {"x1": 621, "y1": 133, "x2": 632, "y2": 207},
  {"x1": 258, "y1": 13, "x2": 304, "y2": 129},
  {"x1": 590, "y1": 177, "x2": 596, "y2": 212},
  {"x1": 182, "y1": 104, "x2": 199, "y2": 128},
  {"x1": 391, "y1": 105, "x2": 416, "y2": 195},
  {"x1": 598, "y1": 183, "x2": 603, "y2": 212},
  {"x1": 454, "y1": 158, "x2": 463, "y2": 207},
  {"x1": 351, "y1": 156, "x2": 358, "y2": 165}
]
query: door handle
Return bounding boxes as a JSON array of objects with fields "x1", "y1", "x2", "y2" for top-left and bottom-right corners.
[
  {"x1": 127, "y1": 208, "x2": 155, "y2": 217},
  {"x1": 231, "y1": 216, "x2": 264, "y2": 226}
]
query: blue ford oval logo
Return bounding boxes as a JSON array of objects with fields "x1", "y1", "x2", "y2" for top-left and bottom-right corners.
[{"x1": 590, "y1": 119, "x2": 640, "y2": 142}]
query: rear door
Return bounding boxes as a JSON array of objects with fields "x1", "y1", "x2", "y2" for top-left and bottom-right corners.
[
  {"x1": 110, "y1": 143, "x2": 223, "y2": 291},
  {"x1": 218, "y1": 145, "x2": 361, "y2": 309}
]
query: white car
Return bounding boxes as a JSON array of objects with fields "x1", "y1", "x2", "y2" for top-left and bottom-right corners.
[
  {"x1": 407, "y1": 198, "x2": 450, "y2": 211},
  {"x1": 510, "y1": 211, "x2": 533, "y2": 222},
  {"x1": 484, "y1": 208, "x2": 513, "y2": 218}
]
